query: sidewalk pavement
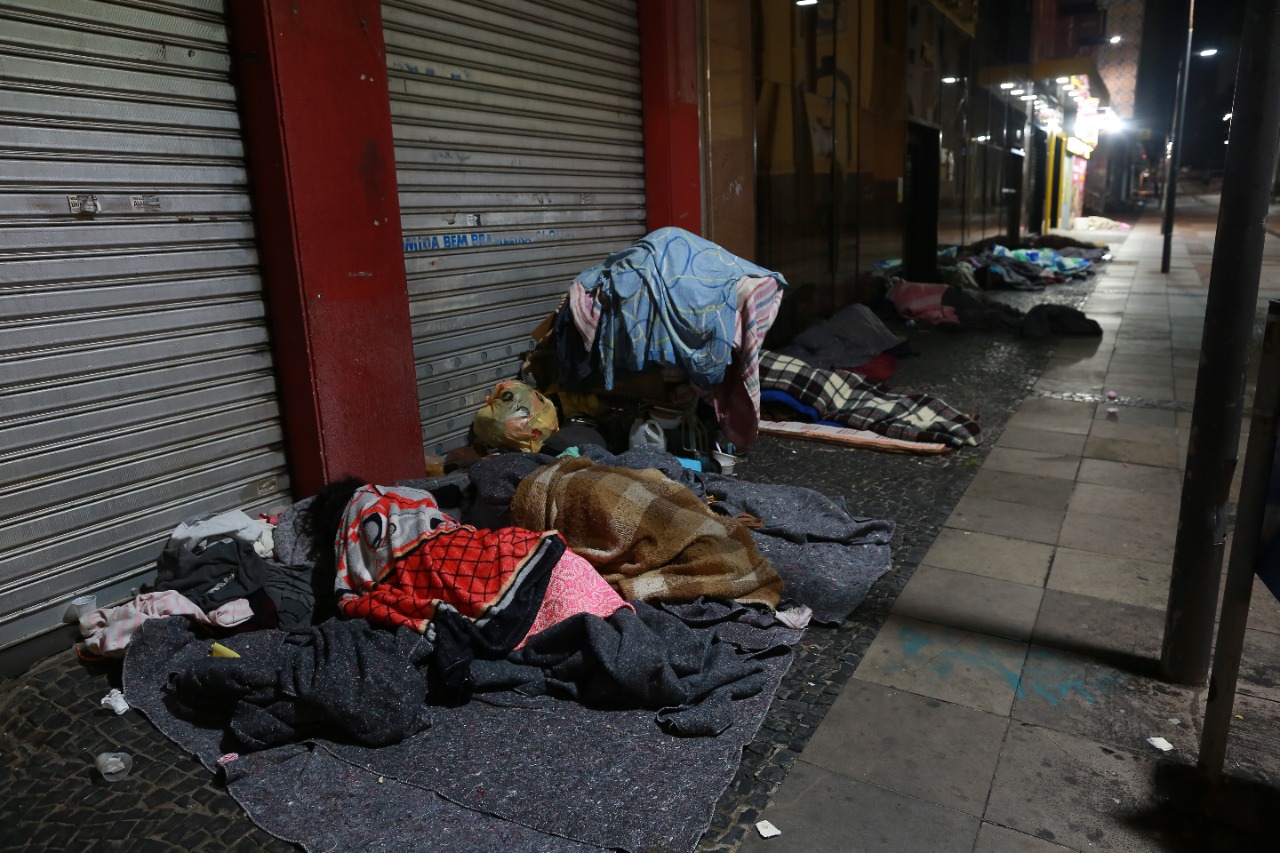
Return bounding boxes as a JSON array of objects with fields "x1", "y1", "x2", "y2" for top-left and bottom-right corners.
[{"x1": 739, "y1": 200, "x2": 1280, "y2": 852}]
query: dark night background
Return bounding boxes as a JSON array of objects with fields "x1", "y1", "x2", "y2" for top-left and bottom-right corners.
[{"x1": 1135, "y1": 0, "x2": 1248, "y2": 174}]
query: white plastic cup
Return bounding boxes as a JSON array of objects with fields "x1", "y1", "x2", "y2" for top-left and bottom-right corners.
[
  {"x1": 712, "y1": 450, "x2": 736, "y2": 475},
  {"x1": 66, "y1": 594, "x2": 98, "y2": 622}
]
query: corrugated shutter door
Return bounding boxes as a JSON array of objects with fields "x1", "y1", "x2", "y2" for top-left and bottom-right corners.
[
  {"x1": 383, "y1": 0, "x2": 647, "y2": 453},
  {"x1": 0, "y1": 0, "x2": 292, "y2": 646}
]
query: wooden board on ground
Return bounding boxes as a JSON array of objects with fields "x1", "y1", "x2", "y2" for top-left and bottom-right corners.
[{"x1": 758, "y1": 420, "x2": 952, "y2": 455}]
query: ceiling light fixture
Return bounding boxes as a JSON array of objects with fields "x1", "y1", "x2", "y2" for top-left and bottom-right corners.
[
  {"x1": 999, "y1": 82, "x2": 1016, "y2": 89},
  {"x1": 1109, "y1": 35, "x2": 1122, "y2": 44},
  {"x1": 1199, "y1": 48, "x2": 1218, "y2": 57},
  {"x1": 941, "y1": 76, "x2": 959, "y2": 84}
]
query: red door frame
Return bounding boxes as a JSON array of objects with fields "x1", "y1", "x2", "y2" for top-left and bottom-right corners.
[
  {"x1": 226, "y1": 0, "x2": 424, "y2": 497},
  {"x1": 639, "y1": 0, "x2": 704, "y2": 234}
]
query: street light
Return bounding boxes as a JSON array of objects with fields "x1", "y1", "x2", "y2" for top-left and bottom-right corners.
[{"x1": 1163, "y1": 37, "x2": 1221, "y2": 272}]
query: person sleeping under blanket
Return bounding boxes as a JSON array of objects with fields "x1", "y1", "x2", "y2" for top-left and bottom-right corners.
[
  {"x1": 155, "y1": 479, "x2": 790, "y2": 749},
  {"x1": 306, "y1": 479, "x2": 630, "y2": 703}
]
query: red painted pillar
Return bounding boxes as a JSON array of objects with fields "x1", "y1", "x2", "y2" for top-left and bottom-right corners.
[
  {"x1": 639, "y1": 0, "x2": 704, "y2": 234},
  {"x1": 227, "y1": 0, "x2": 424, "y2": 496}
]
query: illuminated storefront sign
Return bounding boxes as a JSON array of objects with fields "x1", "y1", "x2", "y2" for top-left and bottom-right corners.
[{"x1": 1065, "y1": 136, "x2": 1093, "y2": 158}]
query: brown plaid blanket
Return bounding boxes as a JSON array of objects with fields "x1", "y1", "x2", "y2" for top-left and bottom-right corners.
[
  {"x1": 760, "y1": 351, "x2": 982, "y2": 447},
  {"x1": 511, "y1": 456, "x2": 782, "y2": 607}
]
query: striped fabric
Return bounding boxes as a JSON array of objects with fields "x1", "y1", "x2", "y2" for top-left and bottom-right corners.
[
  {"x1": 511, "y1": 456, "x2": 783, "y2": 607},
  {"x1": 759, "y1": 351, "x2": 982, "y2": 448},
  {"x1": 710, "y1": 273, "x2": 783, "y2": 448}
]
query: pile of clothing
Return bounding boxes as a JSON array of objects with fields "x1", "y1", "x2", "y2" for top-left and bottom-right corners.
[
  {"x1": 528, "y1": 226, "x2": 788, "y2": 449},
  {"x1": 935, "y1": 235, "x2": 1110, "y2": 292},
  {"x1": 983, "y1": 244, "x2": 1092, "y2": 284},
  {"x1": 78, "y1": 509, "x2": 317, "y2": 658}
]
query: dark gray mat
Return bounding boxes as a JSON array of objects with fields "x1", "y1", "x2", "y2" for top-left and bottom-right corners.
[
  {"x1": 124, "y1": 613, "x2": 802, "y2": 853},
  {"x1": 698, "y1": 474, "x2": 894, "y2": 624},
  {"x1": 223, "y1": 744, "x2": 604, "y2": 851}
]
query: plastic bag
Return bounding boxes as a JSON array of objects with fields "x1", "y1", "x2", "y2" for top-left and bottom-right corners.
[
  {"x1": 473, "y1": 380, "x2": 559, "y2": 452},
  {"x1": 95, "y1": 752, "x2": 132, "y2": 782}
]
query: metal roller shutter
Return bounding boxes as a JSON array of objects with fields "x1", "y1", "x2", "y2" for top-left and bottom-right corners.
[
  {"x1": 383, "y1": 0, "x2": 647, "y2": 453},
  {"x1": 0, "y1": 0, "x2": 291, "y2": 647}
]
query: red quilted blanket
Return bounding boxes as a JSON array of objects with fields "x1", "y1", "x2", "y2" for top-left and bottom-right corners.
[{"x1": 335, "y1": 485, "x2": 560, "y2": 634}]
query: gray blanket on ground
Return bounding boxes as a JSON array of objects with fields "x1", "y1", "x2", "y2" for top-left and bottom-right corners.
[
  {"x1": 778, "y1": 302, "x2": 907, "y2": 369},
  {"x1": 465, "y1": 446, "x2": 894, "y2": 624},
  {"x1": 125, "y1": 604, "x2": 802, "y2": 853},
  {"x1": 700, "y1": 476, "x2": 895, "y2": 624},
  {"x1": 476, "y1": 599, "x2": 790, "y2": 736},
  {"x1": 164, "y1": 619, "x2": 435, "y2": 751}
]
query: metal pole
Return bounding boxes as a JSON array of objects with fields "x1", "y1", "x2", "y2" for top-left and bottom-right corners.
[
  {"x1": 1159, "y1": 64, "x2": 1182, "y2": 221},
  {"x1": 1160, "y1": 0, "x2": 1280, "y2": 684},
  {"x1": 1161, "y1": 0, "x2": 1195, "y2": 273},
  {"x1": 960, "y1": 76, "x2": 969, "y2": 248},
  {"x1": 1198, "y1": 302, "x2": 1280, "y2": 779}
]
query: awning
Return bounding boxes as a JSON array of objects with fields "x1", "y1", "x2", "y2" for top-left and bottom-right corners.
[{"x1": 977, "y1": 56, "x2": 1112, "y2": 108}]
